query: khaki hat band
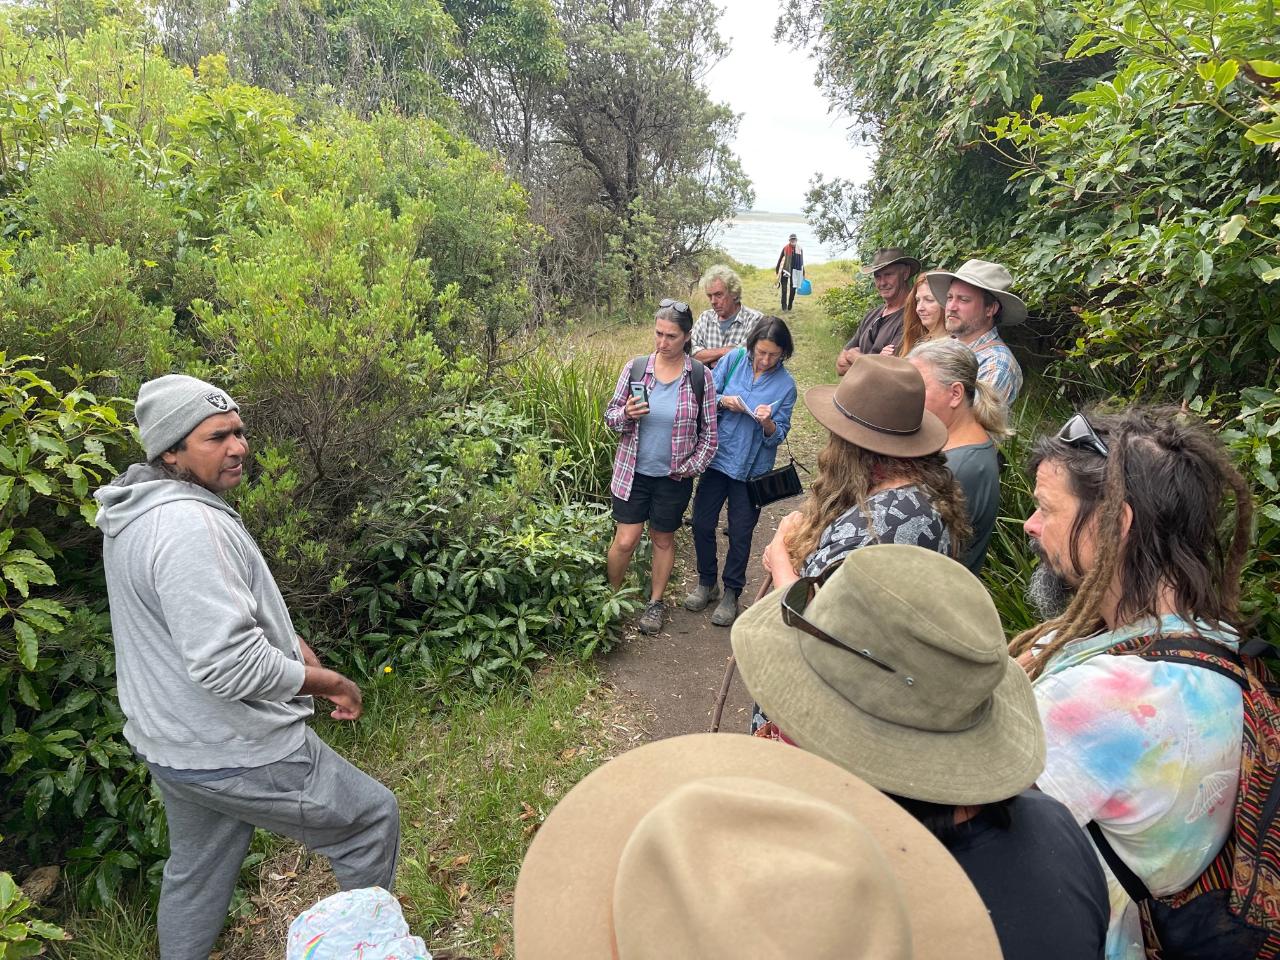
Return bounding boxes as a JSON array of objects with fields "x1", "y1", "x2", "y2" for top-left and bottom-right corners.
[{"x1": 833, "y1": 395, "x2": 918, "y2": 435}]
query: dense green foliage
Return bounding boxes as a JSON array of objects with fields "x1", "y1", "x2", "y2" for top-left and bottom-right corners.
[
  {"x1": 143, "y1": 0, "x2": 750, "y2": 304},
  {"x1": 794, "y1": 0, "x2": 1280, "y2": 641},
  {"x1": 0, "y1": 10, "x2": 631, "y2": 910}
]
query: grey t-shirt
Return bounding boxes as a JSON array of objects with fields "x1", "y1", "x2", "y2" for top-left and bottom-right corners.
[
  {"x1": 946, "y1": 440, "x2": 1000, "y2": 574},
  {"x1": 635, "y1": 375, "x2": 680, "y2": 477}
]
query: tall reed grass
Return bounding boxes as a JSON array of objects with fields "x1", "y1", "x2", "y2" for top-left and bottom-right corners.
[{"x1": 504, "y1": 348, "x2": 619, "y2": 502}]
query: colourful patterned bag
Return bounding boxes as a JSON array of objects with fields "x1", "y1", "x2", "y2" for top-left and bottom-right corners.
[{"x1": 1088, "y1": 635, "x2": 1280, "y2": 960}]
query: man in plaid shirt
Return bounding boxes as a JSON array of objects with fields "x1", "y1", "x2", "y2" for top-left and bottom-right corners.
[{"x1": 691, "y1": 264, "x2": 763, "y2": 368}]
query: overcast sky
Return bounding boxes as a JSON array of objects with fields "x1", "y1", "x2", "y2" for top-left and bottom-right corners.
[{"x1": 703, "y1": 0, "x2": 876, "y2": 214}]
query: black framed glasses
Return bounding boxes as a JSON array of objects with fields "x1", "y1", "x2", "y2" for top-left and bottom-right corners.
[
  {"x1": 780, "y1": 577, "x2": 895, "y2": 673},
  {"x1": 659, "y1": 297, "x2": 691, "y2": 315},
  {"x1": 1056, "y1": 413, "x2": 1109, "y2": 457}
]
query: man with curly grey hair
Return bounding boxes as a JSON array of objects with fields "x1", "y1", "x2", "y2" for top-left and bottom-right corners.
[{"x1": 691, "y1": 264, "x2": 763, "y2": 368}]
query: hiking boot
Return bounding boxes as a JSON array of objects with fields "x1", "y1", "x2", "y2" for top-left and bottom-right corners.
[
  {"x1": 638, "y1": 600, "x2": 666, "y2": 634},
  {"x1": 710, "y1": 589, "x2": 740, "y2": 627},
  {"x1": 683, "y1": 582, "x2": 721, "y2": 612}
]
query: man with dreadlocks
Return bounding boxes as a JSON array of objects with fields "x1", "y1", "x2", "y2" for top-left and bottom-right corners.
[{"x1": 1008, "y1": 407, "x2": 1254, "y2": 960}]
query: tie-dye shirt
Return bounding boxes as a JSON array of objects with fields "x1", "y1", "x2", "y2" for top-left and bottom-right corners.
[{"x1": 1032, "y1": 616, "x2": 1244, "y2": 960}]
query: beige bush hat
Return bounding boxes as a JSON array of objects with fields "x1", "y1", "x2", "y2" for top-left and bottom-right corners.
[
  {"x1": 804, "y1": 354, "x2": 947, "y2": 457},
  {"x1": 860, "y1": 247, "x2": 922, "y2": 276},
  {"x1": 731, "y1": 544, "x2": 1045, "y2": 805},
  {"x1": 927, "y1": 259, "x2": 1028, "y2": 325},
  {"x1": 514, "y1": 733, "x2": 1001, "y2": 960}
]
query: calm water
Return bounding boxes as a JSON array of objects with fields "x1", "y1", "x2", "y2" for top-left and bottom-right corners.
[{"x1": 711, "y1": 211, "x2": 853, "y2": 268}]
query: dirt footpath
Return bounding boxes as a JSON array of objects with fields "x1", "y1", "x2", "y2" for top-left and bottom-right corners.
[{"x1": 603, "y1": 497, "x2": 798, "y2": 739}]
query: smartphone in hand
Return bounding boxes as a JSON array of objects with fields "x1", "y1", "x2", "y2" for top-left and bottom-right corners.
[{"x1": 629, "y1": 381, "x2": 648, "y2": 403}]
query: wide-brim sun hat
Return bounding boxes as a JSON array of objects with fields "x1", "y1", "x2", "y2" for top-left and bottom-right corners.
[
  {"x1": 927, "y1": 258, "x2": 1028, "y2": 325},
  {"x1": 860, "y1": 246, "x2": 922, "y2": 276},
  {"x1": 804, "y1": 353, "x2": 947, "y2": 457},
  {"x1": 514, "y1": 732, "x2": 1001, "y2": 960},
  {"x1": 731, "y1": 544, "x2": 1045, "y2": 805}
]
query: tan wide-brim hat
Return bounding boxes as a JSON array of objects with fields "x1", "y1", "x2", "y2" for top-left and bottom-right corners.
[
  {"x1": 514, "y1": 733, "x2": 1001, "y2": 960},
  {"x1": 732, "y1": 545, "x2": 1046, "y2": 805},
  {"x1": 928, "y1": 258, "x2": 1028, "y2": 325},
  {"x1": 805, "y1": 354, "x2": 947, "y2": 457},
  {"x1": 860, "y1": 246, "x2": 922, "y2": 276}
]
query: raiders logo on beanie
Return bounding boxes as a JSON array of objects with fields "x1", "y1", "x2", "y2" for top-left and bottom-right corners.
[{"x1": 135, "y1": 374, "x2": 240, "y2": 460}]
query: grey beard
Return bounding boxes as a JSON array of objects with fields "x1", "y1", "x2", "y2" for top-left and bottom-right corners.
[{"x1": 1026, "y1": 538, "x2": 1073, "y2": 620}]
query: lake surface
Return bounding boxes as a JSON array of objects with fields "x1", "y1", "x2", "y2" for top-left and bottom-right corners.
[{"x1": 711, "y1": 211, "x2": 854, "y2": 268}]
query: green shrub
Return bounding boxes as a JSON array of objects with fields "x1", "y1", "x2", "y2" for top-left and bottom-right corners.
[
  {"x1": 339, "y1": 401, "x2": 636, "y2": 691},
  {"x1": 0, "y1": 358, "x2": 165, "y2": 907},
  {"x1": 0, "y1": 864, "x2": 67, "y2": 957}
]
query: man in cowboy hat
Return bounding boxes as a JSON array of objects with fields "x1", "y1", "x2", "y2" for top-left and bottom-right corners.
[
  {"x1": 835, "y1": 247, "x2": 921, "y2": 375},
  {"x1": 94, "y1": 374, "x2": 400, "y2": 959},
  {"x1": 928, "y1": 259, "x2": 1026, "y2": 404},
  {"x1": 514, "y1": 732, "x2": 1003, "y2": 959},
  {"x1": 733, "y1": 545, "x2": 1110, "y2": 960}
]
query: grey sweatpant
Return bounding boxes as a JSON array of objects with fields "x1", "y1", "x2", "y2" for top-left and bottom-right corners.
[{"x1": 154, "y1": 727, "x2": 399, "y2": 960}]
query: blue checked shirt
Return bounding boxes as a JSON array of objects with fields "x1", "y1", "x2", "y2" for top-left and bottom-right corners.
[{"x1": 967, "y1": 328, "x2": 1023, "y2": 405}]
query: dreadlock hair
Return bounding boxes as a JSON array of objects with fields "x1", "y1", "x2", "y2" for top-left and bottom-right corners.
[
  {"x1": 785, "y1": 433, "x2": 971, "y2": 568},
  {"x1": 1009, "y1": 405, "x2": 1253, "y2": 679}
]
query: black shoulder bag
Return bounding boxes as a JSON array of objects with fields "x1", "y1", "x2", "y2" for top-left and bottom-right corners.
[{"x1": 746, "y1": 433, "x2": 807, "y2": 510}]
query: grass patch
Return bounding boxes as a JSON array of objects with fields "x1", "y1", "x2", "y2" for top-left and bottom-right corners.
[{"x1": 50, "y1": 660, "x2": 641, "y2": 960}]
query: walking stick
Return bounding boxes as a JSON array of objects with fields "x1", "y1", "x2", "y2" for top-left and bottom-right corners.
[{"x1": 709, "y1": 574, "x2": 774, "y2": 733}]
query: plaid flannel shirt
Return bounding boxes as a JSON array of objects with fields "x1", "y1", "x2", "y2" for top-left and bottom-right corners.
[
  {"x1": 690, "y1": 306, "x2": 764, "y2": 356},
  {"x1": 605, "y1": 354, "x2": 718, "y2": 501},
  {"x1": 968, "y1": 327, "x2": 1023, "y2": 405}
]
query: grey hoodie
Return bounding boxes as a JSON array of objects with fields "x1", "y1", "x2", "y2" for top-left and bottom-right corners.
[{"x1": 95, "y1": 464, "x2": 311, "y2": 770}]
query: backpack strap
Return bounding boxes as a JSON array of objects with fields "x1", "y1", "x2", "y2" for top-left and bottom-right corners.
[
  {"x1": 1087, "y1": 820, "x2": 1152, "y2": 903},
  {"x1": 1107, "y1": 635, "x2": 1249, "y2": 691},
  {"x1": 630, "y1": 355, "x2": 707, "y2": 427}
]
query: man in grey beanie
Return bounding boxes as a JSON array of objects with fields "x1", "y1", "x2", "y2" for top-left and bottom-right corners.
[{"x1": 95, "y1": 374, "x2": 400, "y2": 960}]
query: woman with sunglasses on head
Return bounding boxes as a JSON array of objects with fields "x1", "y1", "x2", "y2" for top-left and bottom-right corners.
[
  {"x1": 684, "y1": 317, "x2": 798, "y2": 628},
  {"x1": 605, "y1": 299, "x2": 718, "y2": 635}
]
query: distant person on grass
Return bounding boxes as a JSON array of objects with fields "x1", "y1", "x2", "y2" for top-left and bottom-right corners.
[
  {"x1": 690, "y1": 264, "x2": 763, "y2": 368},
  {"x1": 94, "y1": 375, "x2": 399, "y2": 960},
  {"x1": 606, "y1": 299, "x2": 718, "y2": 635},
  {"x1": 836, "y1": 247, "x2": 921, "y2": 373},
  {"x1": 927, "y1": 259, "x2": 1026, "y2": 404},
  {"x1": 774, "y1": 233, "x2": 804, "y2": 311},
  {"x1": 685, "y1": 316, "x2": 798, "y2": 628}
]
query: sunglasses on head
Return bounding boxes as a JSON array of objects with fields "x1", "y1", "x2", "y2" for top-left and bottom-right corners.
[
  {"x1": 780, "y1": 576, "x2": 895, "y2": 674},
  {"x1": 659, "y1": 297, "x2": 691, "y2": 315},
  {"x1": 1056, "y1": 413, "x2": 1109, "y2": 457}
]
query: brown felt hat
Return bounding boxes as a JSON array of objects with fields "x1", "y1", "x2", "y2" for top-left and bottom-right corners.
[
  {"x1": 860, "y1": 247, "x2": 922, "y2": 276},
  {"x1": 804, "y1": 354, "x2": 947, "y2": 457},
  {"x1": 514, "y1": 733, "x2": 1001, "y2": 960},
  {"x1": 731, "y1": 545, "x2": 1046, "y2": 805}
]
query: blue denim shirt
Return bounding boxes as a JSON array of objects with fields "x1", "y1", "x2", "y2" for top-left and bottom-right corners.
[{"x1": 707, "y1": 348, "x2": 798, "y2": 481}]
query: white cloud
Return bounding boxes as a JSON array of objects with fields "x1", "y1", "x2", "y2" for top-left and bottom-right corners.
[{"x1": 704, "y1": 0, "x2": 876, "y2": 213}]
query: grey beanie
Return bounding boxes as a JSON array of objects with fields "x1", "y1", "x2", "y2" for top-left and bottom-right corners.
[{"x1": 136, "y1": 374, "x2": 239, "y2": 460}]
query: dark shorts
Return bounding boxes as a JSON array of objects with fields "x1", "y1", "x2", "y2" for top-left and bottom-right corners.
[{"x1": 613, "y1": 473, "x2": 694, "y2": 533}]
